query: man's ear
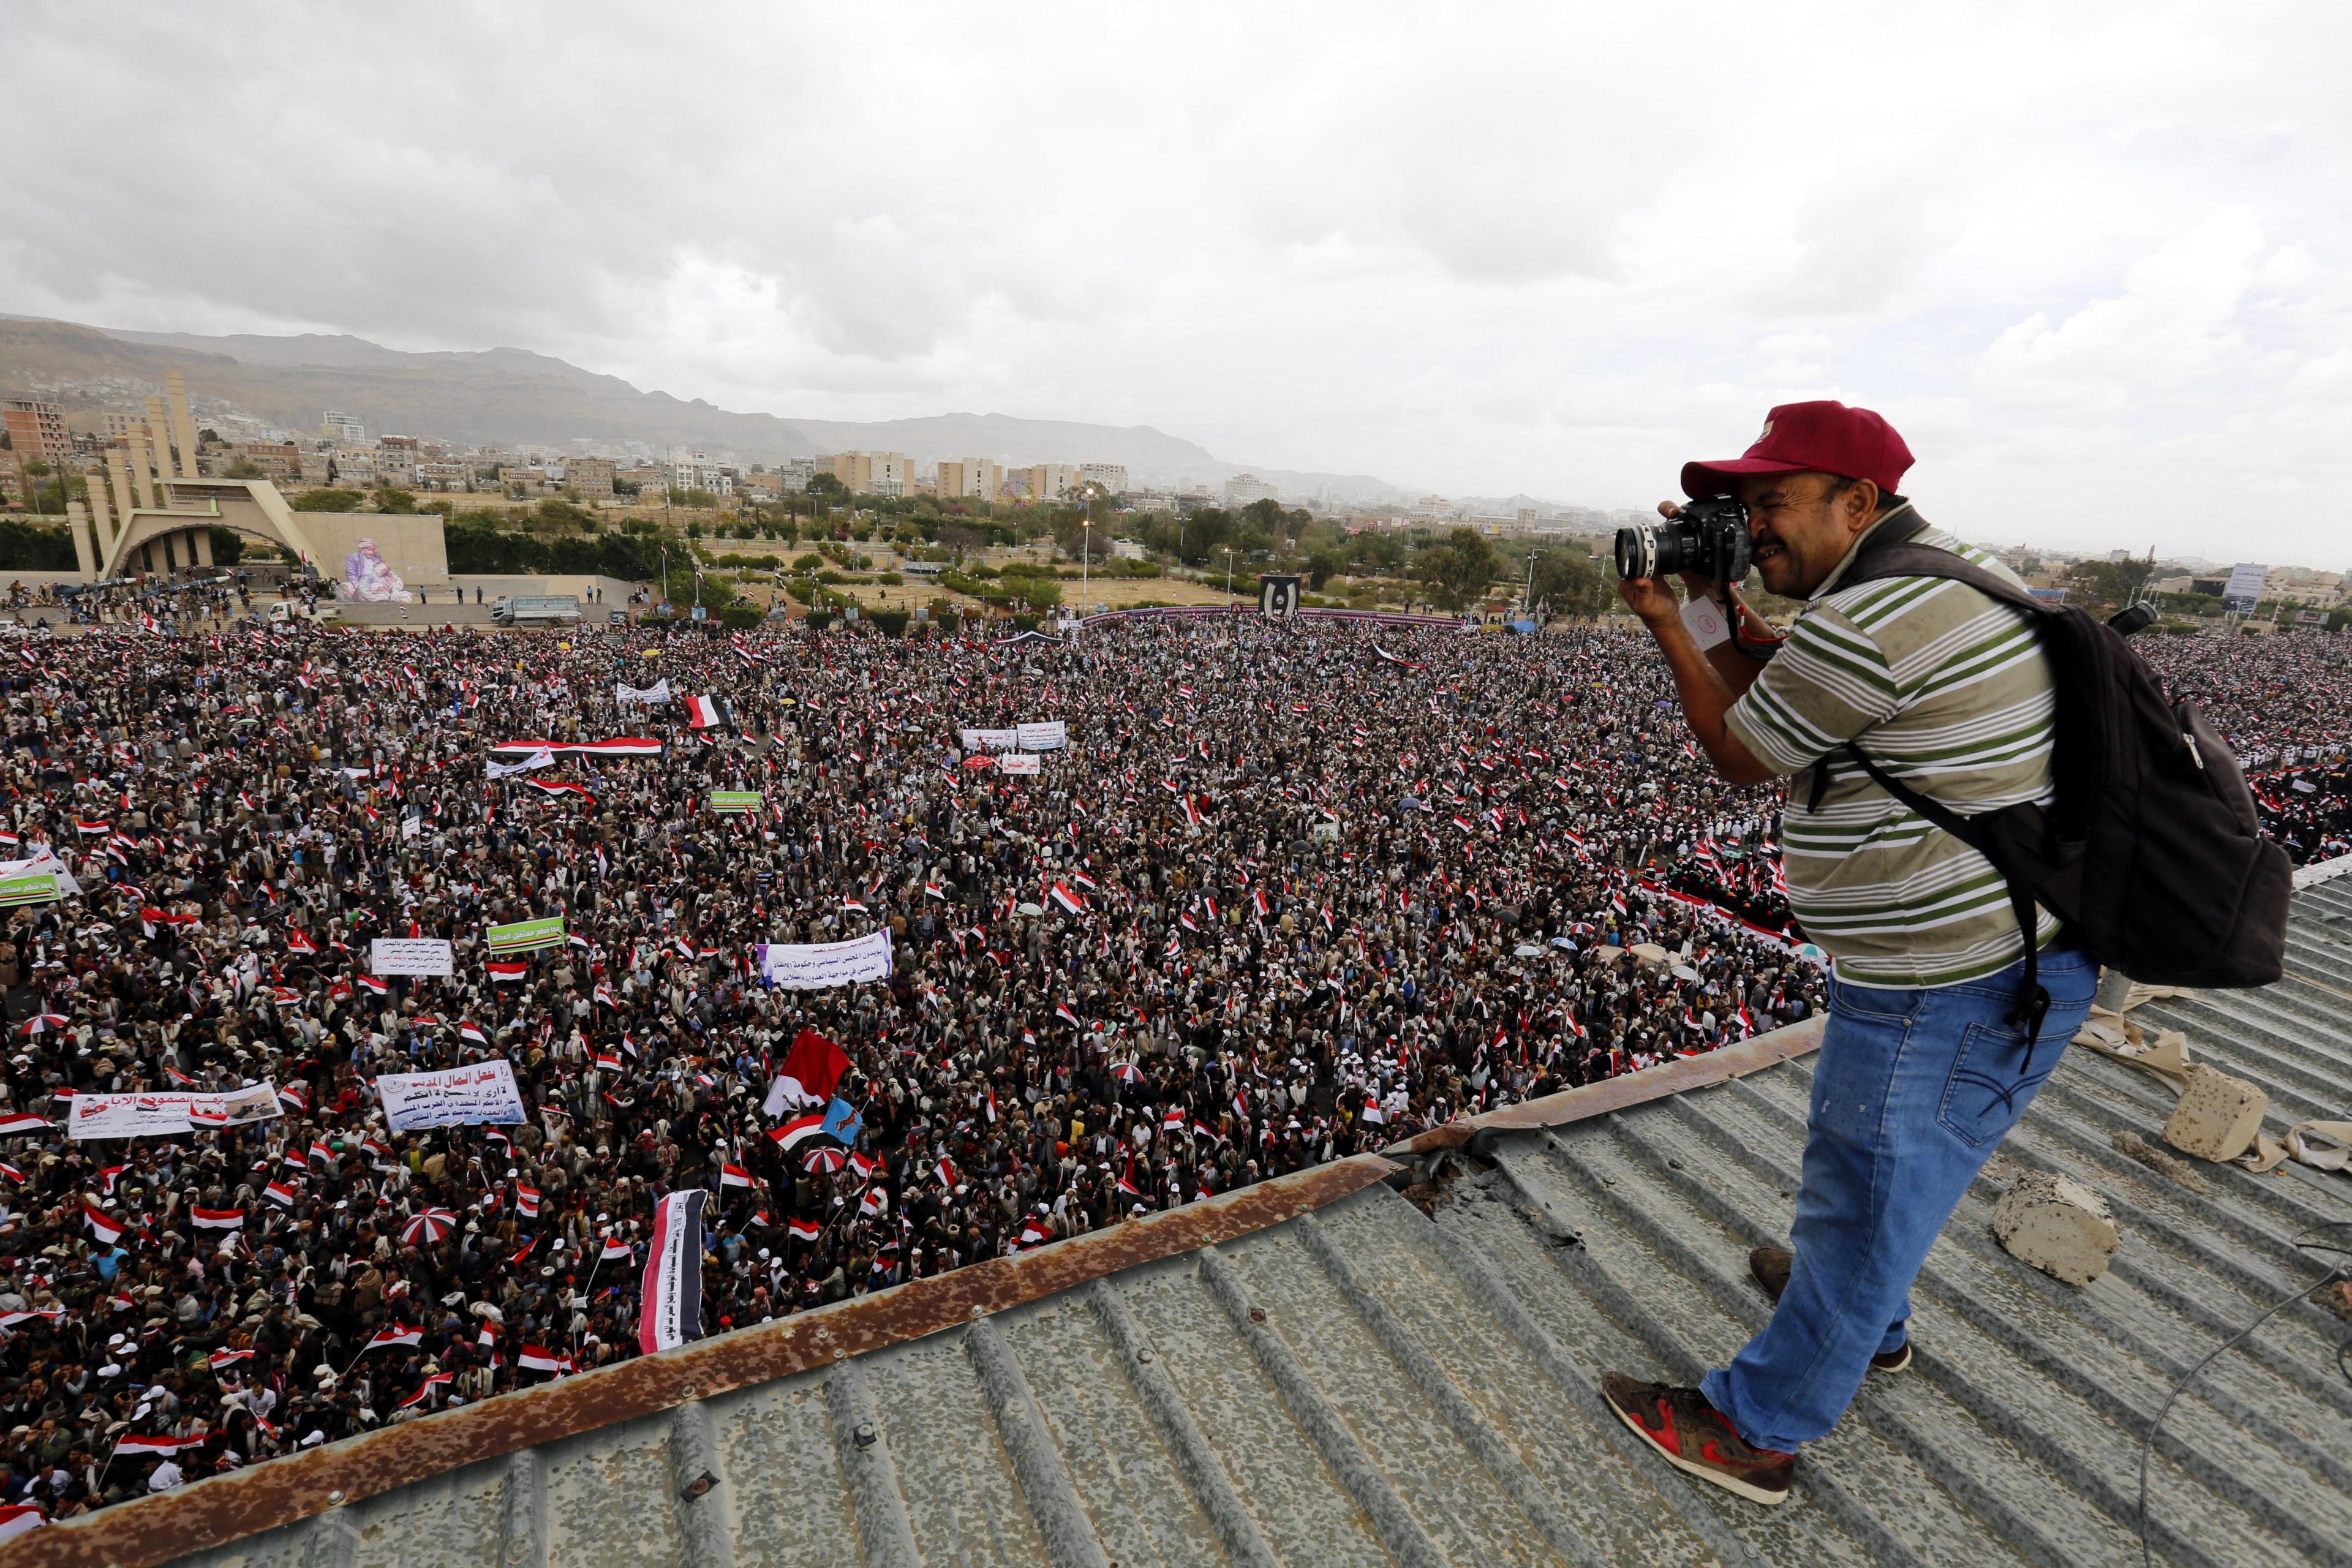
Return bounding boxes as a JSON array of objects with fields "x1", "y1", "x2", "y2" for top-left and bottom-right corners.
[{"x1": 1842, "y1": 479, "x2": 1882, "y2": 536}]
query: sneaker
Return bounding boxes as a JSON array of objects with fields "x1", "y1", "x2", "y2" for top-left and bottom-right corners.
[
  {"x1": 1600, "y1": 1372, "x2": 1795, "y2": 1506},
  {"x1": 1749, "y1": 1248, "x2": 1912, "y2": 1373}
]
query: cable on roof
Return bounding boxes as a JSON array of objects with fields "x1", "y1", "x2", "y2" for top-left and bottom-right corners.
[{"x1": 2136, "y1": 1219, "x2": 2352, "y2": 1568}]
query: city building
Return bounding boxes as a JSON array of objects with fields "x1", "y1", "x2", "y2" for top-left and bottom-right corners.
[
  {"x1": 228, "y1": 443, "x2": 302, "y2": 484},
  {"x1": 1080, "y1": 462, "x2": 1129, "y2": 495},
  {"x1": 937, "y1": 458, "x2": 1001, "y2": 500},
  {"x1": 937, "y1": 458, "x2": 1003, "y2": 500},
  {"x1": 298, "y1": 451, "x2": 334, "y2": 486},
  {"x1": 568, "y1": 456, "x2": 616, "y2": 499},
  {"x1": 774, "y1": 456, "x2": 818, "y2": 493},
  {"x1": 415, "y1": 461, "x2": 474, "y2": 491},
  {"x1": 321, "y1": 410, "x2": 366, "y2": 443},
  {"x1": 824, "y1": 451, "x2": 911, "y2": 497},
  {"x1": 1016, "y1": 462, "x2": 1080, "y2": 502},
  {"x1": 1, "y1": 399, "x2": 71, "y2": 467},
  {"x1": 1223, "y1": 472, "x2": 1276, "y2": 507}
]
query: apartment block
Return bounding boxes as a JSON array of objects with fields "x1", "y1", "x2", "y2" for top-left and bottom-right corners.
[
  {"x1": 1, "y1": 400, "x2": 71, "y2": 467},
  {"x1": 937, "y1": 458, "x2": 1003, "y2": 500},
  {"x1": 322, "y1": 410, "x2": 366, "y2": 443},
  {"x1": 1080, "y1": 462, "x2": 1128, "y2": 495},
  {"x1": 825, "y1": 451, "x2": 911, "y2": 497},
  {"x1": 568, "y1": 456, "x2": 616, "y2": 498},
  {"x1": 229, "y1": 443, "x2": 303, "y2": 484},
  {"x1": 1015, "y1": 462, "x2": 1080, "y2": 502}
]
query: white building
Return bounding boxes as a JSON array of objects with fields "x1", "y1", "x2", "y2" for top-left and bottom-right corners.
[
  {"x1": 1224, "y1": 472, "x2": 1276, "y2": 507},
  {"x1": 1080, "y1": 462, "x2": 1129, "y2": 495},
  {"x1": 322, "y1": 410, "x2": 366, "y2": 443}
]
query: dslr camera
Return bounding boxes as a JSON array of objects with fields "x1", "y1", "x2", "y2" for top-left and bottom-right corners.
[{"x1": 1614, "y1": 497, "x2": 1752, "y2": 584}]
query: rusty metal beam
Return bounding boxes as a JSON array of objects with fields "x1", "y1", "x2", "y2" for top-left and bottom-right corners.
[
  {"x1": 24, "y1": 1155, "x2": 1400, "y2": 1568},
  {"x1": 1382, "y1": 1014, "x2": 1826, "y2": 1158}
]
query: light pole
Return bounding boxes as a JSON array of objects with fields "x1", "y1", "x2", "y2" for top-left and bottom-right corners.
[
  {"x1": 1224, "y1": 547, "x2": 1234, "y2": 602},
  {"x1": 1524, "y1": 552, "x2": 1538, "y2": 617},
  {"x1": 1080, "y1": 516, "x2": 1090, "y2": 626}
]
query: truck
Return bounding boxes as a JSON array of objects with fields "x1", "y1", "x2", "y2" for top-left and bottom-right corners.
[
  {"x1": 265, "y1": 598, "x2": 344, "y2": 625},
  {"x1": 490, "y1": 595, "x2": 582, "y2": 627}
]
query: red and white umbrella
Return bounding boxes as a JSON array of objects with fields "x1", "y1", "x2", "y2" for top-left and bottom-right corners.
[
  {"x1": 401, "y1": 1208, "x2": 458, "y2": 1245},
  {"x1": 800, "y1": 1146, "x2": 847, "y2": 1174}
]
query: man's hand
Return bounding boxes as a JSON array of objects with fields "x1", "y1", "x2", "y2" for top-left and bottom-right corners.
[{"x1": 1615, "y1": 574, "x2": 1680, "y2": 627}]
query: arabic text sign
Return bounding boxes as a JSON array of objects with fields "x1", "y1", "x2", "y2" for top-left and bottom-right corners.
[
  {"x1": 369, "y1": 938, "x2": 453, "y2": 977},
  {"x1": 0, "y1": 873, "x2": 58, "y2": 908},
  {"x1": 959, "y1": 728, "x2": 1021, "y2": 752},
  {"x1": 997, "y1": 753, "x2": 1042, "y2": 775},
  {"x1": 486, "y1": 916, "x2": 565, "y2": 956},
  {"x1": 68, "y1": 1080, "x2": 280, "y2": 1140},
  {"x1": 1016, "y1": 720, "x2": 1067, "y2": 752},
  {"x1": 377, "y1": 1060, "x2": 527, "y2": 1131},
  {"x1": 709, "y1": 791, "x2": 765, "y2": 813},
  {"x1": 754, "y1": 929, "x2": 894, "y2": 990}
]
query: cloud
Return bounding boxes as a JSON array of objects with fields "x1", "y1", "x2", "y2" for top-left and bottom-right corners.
[{"x1": 1, "y1": 0, "x2": 2348, "y2": 559}]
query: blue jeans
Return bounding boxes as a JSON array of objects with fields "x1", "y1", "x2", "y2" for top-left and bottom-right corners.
[{"x1": 1701, "y1": 944, "x2": 2097, "y2": 1452}]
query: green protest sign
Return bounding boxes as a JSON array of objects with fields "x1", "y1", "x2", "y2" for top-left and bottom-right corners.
[
  {"x1": 486, "y1": 915, "x2": 566, "y2": 955},
  {"x1": 0, "y1": 874, "x2": 58, "y2": 907},
  {"x1": 709, "y1": 791, "x2": 765, "y2": 814}
]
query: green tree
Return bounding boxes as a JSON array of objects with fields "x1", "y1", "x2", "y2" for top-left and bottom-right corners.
[
  {"x1": 373, "y1": 486, "x2": 418, "y2": 514},
  {"x1": 2062, "y1": 554, "x2": 2154, "y2": 609},
  {"x1": 1529, "y1": 546, "x2": 1608, "y2": 619},
  {"x1": 1415, "y1": 527, "x2": 1498, "y2": 609},
  {"x1": 291, "y1": 488, "x2": 364, "y2": 513},
  {"x1": 806, "y1": 472, "x2": 848, "y2": 500}
]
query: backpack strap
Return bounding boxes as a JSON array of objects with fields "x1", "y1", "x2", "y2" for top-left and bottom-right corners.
[{"x1": 1814, "y1": 511, "x2": 2057, "y2": 1053}]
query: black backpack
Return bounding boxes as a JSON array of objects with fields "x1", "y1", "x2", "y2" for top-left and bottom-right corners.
[{"x1": 1814, "y1": 515, "x2": 2290, "y2": 1046}]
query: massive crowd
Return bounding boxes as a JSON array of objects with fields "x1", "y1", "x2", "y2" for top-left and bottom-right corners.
[{"x1": 0, "y1": 605, "x2": 2345, "y2": 1520}]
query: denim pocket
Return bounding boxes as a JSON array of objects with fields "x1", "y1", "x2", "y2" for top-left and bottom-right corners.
[{"x1": 1936, "y1": 1019, "x2": 2054, "y2": 1149}]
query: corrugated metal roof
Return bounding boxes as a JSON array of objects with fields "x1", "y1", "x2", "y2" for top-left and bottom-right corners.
[{"x1": 37, "y1": 887, "x2": 2352, "y2": 1568}]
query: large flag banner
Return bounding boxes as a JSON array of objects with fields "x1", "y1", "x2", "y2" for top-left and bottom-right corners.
[
  {"x1": 485, "y1": 748, "x2": 556, "y2": 780},
  {"x1": 376, "y1": 1061, "x2": 527, "y2": 1131},
  {"x1": 639, "y1": 1188, "x2": 707, "y2": 1354},
  {"x1": 709, "y1": 791, "x2": 764, "y2": 814},
  {"x1": 763, "y1": 1028, "x2": 851, "y2": 1115},
  {"x1": 614, "y1": 678, "x2": 672, "y2": 706},
  {"x1": 753, "y1": 930, "x2": 893, "y2": 989},
  {"x1": 369, "y1": 938, "x2": 454, "y2": 976},
  {"x1": 486, "y1": 916, "x2": 565, "y2": 956},
  {"x1": 488, "y1": 738, "x2": 663, "y2": 756},
  {"x1": 1016, "y1": 720, "x2": 1067, "y2": 752}
]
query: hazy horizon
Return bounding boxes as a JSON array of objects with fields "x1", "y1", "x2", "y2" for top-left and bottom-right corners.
[{"x1": 3, "y1": 2, "x2": 2345, "y2": 562}]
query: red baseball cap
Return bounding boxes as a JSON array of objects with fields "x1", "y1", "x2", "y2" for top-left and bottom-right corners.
[{"x1": 1680, "y1": 400, "x2": 1914, "y2": 500}]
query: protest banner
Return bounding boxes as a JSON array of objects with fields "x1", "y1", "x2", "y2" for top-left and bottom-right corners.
[
  {"x1": 1016, "y1": 720, "x2": 1068, "y2": 752},
  {"x1": 709, "y1": 791, "x2": 764, "y2": 814},
  {"x1": 68, "y1": 1081, "x2": 280, "y2": 1140},
  {"x1": 486, "y1": 916, "x2": 565, "y2": 956},
  {"x1": 753, "y1": 929, "x2": 894, "y2": 989},
  {"x1": 614, "y1": 678, "x2": 671, "y2": 706},
  {"x1": 369, "y1": 938, "x2": 454, "y2": 977},
  {"x1": 0, "y1": 874, "x2": 58, "y2": 908},
  {"x1": 959, "y1": 728, "x2": 1021, "y2": 752},
  {"x1": 998, "y1": 753, "x2": 1042, "y2": 775},
  {"x1": 375, "y1": 1060, "x2": 527, "y2": 1131},
  {"x1": 638, "y1": 1188, "x2": 707, "y2": 1354}
]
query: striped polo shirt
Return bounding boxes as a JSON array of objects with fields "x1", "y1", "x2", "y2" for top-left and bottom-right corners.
[{"x1": 1724, "y1": 503, "x2": 2059, "y2": 987}]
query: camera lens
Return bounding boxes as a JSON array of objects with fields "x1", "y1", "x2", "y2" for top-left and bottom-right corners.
[{"x1": 1613, "y1": 526, "x2": 1658, "y2": 581}]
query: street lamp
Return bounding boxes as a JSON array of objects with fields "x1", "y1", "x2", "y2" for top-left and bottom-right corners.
[
  {"x1": 1224, "y1": 546, "x2": 1234, "y2": 602},
  {"x1": 1080, "y1": 515, "x2": 1090, "y2": 631}
]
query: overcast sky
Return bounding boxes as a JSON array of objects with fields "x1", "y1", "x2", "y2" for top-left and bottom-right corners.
[{"x1": 6, "y1": 2, "x2": 2347, "y2": 562}]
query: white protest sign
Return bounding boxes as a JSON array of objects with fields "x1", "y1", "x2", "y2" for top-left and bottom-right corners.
[
  {"x1": 376, "y1": 1060, "x2": 527, "y2": 1131},
  {"x1": 67, "y1": 1080, "x2": 280, "y2": 1140},
  {"x1": 1016, "y1": 720, "x2": 1067, "y2": 752},
  {"x1": 615, "y1": 678, "x2": 672, "y2": 706},
  {"x1": 960, "y1": 728, "x2": 1021, "y2": 752},
  {"x1": 369, "y1": 938, "x2": 454, "y2": 977},
  {"x1": 754, "y1": 929, "x2": 895, "y2": 989},
  {"x1": 998, "y1": 753, "x2": 1042, "y2": 775}
]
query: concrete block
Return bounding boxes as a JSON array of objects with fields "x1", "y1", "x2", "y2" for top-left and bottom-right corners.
[
  {"x1": 2162, "y1": 1064, "x2": 2268, "y2": 1163},
  {"x1": 1992, "y1": 1172, "x2": 2120, "y2": 1286}
]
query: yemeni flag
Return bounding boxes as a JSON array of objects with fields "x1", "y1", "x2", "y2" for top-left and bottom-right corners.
[
  {"x1": 601, "y1": 1235, "x2": 634, "y2": 1262},
  {"x1": 0, "y1": 1503, "x2": 45, "y2": 1540},
  {"x1": 486, "y1": 962, "x2": 529, "y2": 982},
  {"x1": 518, "y1": 1344, "x2": 567, "y2": 1374},
  {"x1": 763, "y1": 1028, "x2": 850, "y2": 1116},
  {"x1": 786, "y1": 1216, "x2": 821, "y2": 1242},
  {"x1": 209, "y1": 1348, "x2": 254, "y2": 1371},
  {"x1": 81, "y1": 1202, "x2": 124, "y2": 1245},
  {"x1": 515, "y1": 1185, "x2": 541, "y2": 1218},
  {"x1": 368, "y1": 1324, "x2": 423, "y2": 1351},
  {"x1": 718, "y1": 1163, "x2": 754, "y2": 1189},
  {"x1": 770, "y1": 1112, "x2": 827, "y2": 1151},
  {"x1": 684, "y1": 695, "x2": 731, "y2": 730},
  {"x1": 639, "y1": 1188, "x2": 709, "y2": 1354},
  {"x1": 113, "y1": 1433, "x2": 194, "y2": 1457},
  {"x1": 398, "y1": 1373, "x2": 453, "y2": 1410},
  {"x1": 1055, "y1": 1001, "x2": 1082, "y2": 1027},
  {"x1": 1046, "y1": 881, "x2": 1087, "y2": 915},
  {"x1": 189, "y1": 1206, "x2": 245, "y2": 1231},
  {"x1": 356, "y1": 974, "x2": 389, "y2": 995},
  {"x1": 459, "y1": 1020, "x2": 490, "y2": 1047},
  {"x1": 264, "y1": 1179, "x2": 299, "y2": 1208}
]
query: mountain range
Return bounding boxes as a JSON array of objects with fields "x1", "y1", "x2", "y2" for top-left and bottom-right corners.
[{"x1": 0, "y1": 315, "x2": 1411, "y2": 505}]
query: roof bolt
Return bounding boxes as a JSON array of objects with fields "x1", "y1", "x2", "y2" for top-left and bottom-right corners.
[
  {"x1": 833, "y1": 1348, "x2": 846, "y2": 1362},
  {"x1": 326, "y1": 1490, "x2": 345, "y2": 1506},
  {"x1": 853, "y1": 1421, "x2": 878, "y2": 1449},
  {"x1": 1005, "y1": 1403, "x2": 1023, "y2": 1419},
  {"x1": 969, "y1": 1304, "x2": 984, "y2": 1319},
  {"x1": 680, "y1": 1384, "x2": 698, "y2": 1400},
  {"x1": 1136, "y1": 1348, "x2": 1155, "y2": 1364},
  {"x1": 1247, "y1": 1306, "x2": 1267, "y2": 1324}
]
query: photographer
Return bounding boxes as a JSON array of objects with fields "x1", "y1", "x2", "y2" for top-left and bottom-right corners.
[{"x1": 1600, "y1": 401, "x2": 2097, "y2": 1506}]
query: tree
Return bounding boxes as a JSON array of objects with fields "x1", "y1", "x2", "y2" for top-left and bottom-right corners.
[
  {"x1": 373, "y1": 486, "x2": 418, "y2": 514},
  {"x1": 2062, "y1": 554, "x2": 2154, "y2": 610},
  {"x1": 1529, "y1": 546, "x2": 1608, "y2": 619},
  {"x1": 291, "y1": 488, "x2": 364, "y2": 513},
  {"x1": 806, "y1": 472, "x2": 848, "y2": 500},
  {"x1": 1415, "y1": 527, "x2": 1497, "y2": 609}
]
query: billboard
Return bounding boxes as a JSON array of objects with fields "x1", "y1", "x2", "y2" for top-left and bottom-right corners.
[
  {"x1": 1260, "y1": 575, "x2": 1301, "y2": 619},
  {"x1": 2223, "y1": 562, "x2": 2267, "y2": 614}
]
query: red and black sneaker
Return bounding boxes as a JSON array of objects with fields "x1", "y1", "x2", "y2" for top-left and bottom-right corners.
[
  {"x1": 1749, "y1": 1247, "x2": 1912, "y2": 1374},
  {"x1": 1601, "y1": 1372, "x2": 1795, "y2": 1506}
]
